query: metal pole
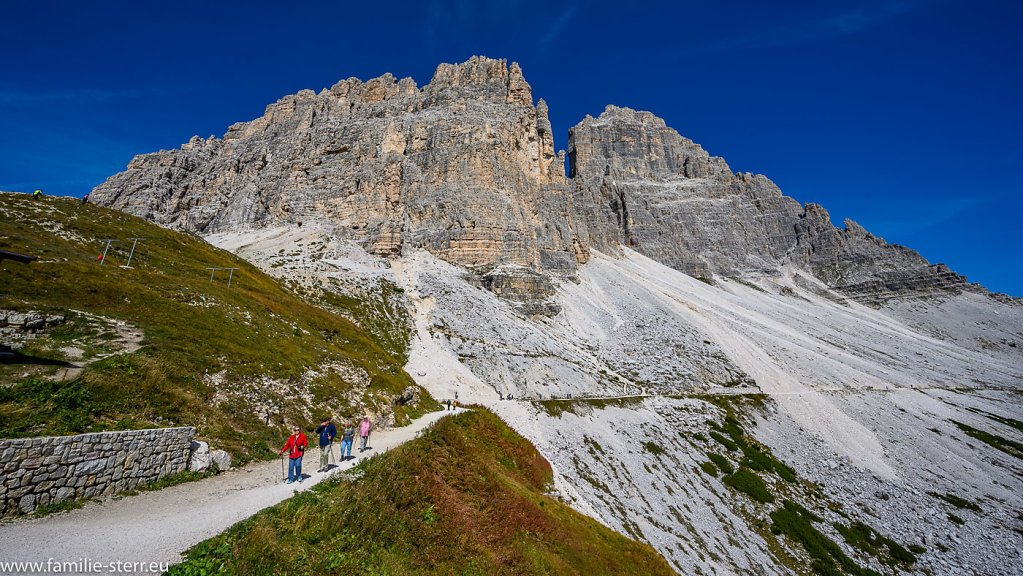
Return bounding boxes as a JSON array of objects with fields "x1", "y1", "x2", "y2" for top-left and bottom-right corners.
[
  {"x1": 206, "y1": 268, "x2": 220, "y2": 282},
  {"x1": 99, "y1": 239, "x2": 119, "y2": 265},
  {"x1": 224, "y1": 268, "x2": 238, "y2": 288},
  {"x1": 123, "y1": 238, "x2": 145, "y2": 268}
]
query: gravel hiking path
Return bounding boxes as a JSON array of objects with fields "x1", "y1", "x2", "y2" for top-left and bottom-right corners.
[{"x1": 0, "y1": 409, "x2": 452, "y2": 575}]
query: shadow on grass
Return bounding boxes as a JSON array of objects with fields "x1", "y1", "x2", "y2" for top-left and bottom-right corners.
[{"x1": 0, "y1": 350, "x2": 76, "y2": 368}]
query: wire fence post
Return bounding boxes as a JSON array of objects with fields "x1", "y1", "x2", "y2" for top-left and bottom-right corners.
[
  {"x1": 98, "y1": 239, "x2": 119, "y2": 265},
  {"x1": 122, "y1": 238, "x2": 145, "y2": 268}
]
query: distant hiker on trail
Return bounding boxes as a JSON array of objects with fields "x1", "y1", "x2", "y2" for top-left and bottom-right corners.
[
  {"x1": 279, "y1": 425, "x2": 307, "y2": 484},
  {"x1": 82, "y1": 193, "x2": 89, "y2": 204},
  {"x1": 32, "y1": 189, "x2": 42, "y2": 200},
  {"x1": 359, "y1": 416, "x2": 372, "y2": 452},
  {"x1": 446, "y1": 399, "x2": 452, "y2": 411},
  {"x1": 314, "y1": 417, "x2": 336, "y2": 472},
  {"x1": 340, "y1": 421, "x2": 356, "y2": 460}
]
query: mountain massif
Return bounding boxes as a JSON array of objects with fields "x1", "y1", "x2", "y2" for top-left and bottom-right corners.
[
  {"x1": 92, "y1": 56, "x2": 982, "y2": 309},
  {"x1": 89, "y1": 57, "x2": 1023, "y2": 575}
]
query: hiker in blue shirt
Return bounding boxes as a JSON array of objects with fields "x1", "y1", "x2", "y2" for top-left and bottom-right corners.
[
  {"x1": 340, "y1": 422, "x2": 356, "y2": 460},
  {"x1": 314, "y1": 417, "x2": 337, "y2": 472}
]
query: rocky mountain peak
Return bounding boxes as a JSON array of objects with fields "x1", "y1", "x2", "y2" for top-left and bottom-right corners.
[
  {"x1": 92, "y1": 57, "x2": 578, "y2": 295},
  {"x1": 428, "y1": 56, "x2": 533, "y2": 107},
  {"x1": 568, "y1": 104, "x2": 732, "y2": 184},
  {"x1": 326, "y1": 72, "x2": 419, "y2": 104},
  {"x1": 92, "y1": 57, "x2": 995, "y2": 305}
]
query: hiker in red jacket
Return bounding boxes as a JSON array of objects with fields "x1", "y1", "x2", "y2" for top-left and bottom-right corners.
[{"x1": 279, "y1": 426, "x2": 308, "y2": 484}]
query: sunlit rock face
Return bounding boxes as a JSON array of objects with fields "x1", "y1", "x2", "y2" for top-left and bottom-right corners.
[
  {"x1": 565, "y1": 105, "x2": 984, "y2": 303},
  {"x1": 93, "y1": 57, "x2": 583, "y2": 285},
  {"x1": 566, "y1": 105, "x2": 803, "y2": 278},
  {"x1": 95, "y1": 57, "x2": 995, "y2": 306}
]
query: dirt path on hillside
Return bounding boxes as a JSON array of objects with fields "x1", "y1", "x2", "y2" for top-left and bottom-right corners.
[
  {"x1": 51, "y1": 310, "x2": 144, "y2": 382},
  {"x1": 0, "y1": 410, "x2": 452, "y2": 575}
]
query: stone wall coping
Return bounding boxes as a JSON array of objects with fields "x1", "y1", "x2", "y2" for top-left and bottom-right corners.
[{"x1": 0, "y1": 427, "x2": 195, "y2": 447}]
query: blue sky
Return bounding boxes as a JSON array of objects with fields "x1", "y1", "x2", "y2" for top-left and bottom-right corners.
[{"x1": 3, "y1": 1, "x2": 1021, "y2": 295}]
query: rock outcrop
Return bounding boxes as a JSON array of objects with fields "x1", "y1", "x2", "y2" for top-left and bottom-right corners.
[
  {"x1": 566, "y1": 105, "x2": 978, "y2": 301},
  {"x1": 92, "y1": 57, "x2": 581, "y2": 285},
  {"x1": 1, "y1": 311, "x2": 66, "y2": 333},
  {"x1": 210, "y1": 449, "x2": 232, "y2": 472},
  {"x1": 92, "y1": 57, "x2": 988, "y2": 303},
  {"x1": 790, "y1": 203, "x2": 976, "y2": 303},
  {"x1": 566, "y1": 105, "x2": 804, "y2": 278},
  {"x1": 188, "y1": 440, "x2": 211, "y2": 473}
]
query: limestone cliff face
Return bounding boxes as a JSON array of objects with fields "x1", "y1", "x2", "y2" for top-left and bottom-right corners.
[
  {"x1": 93, "y1": 57, "x2": 582, "y2": 277},
  {"x1": 566, "y1": 105, "x2": 976, "y2": 300},
  {"x1": 567, "y1": 106, "x2": 805, "y2": 278},
  {"x1": 791, "y1": 204, "x2": 974, "y2": 303},
  {"x1": 93, "y1": 57, "x2": 984, "y2": 303}
]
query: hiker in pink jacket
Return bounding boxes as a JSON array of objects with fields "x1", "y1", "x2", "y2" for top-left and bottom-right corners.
[{"x1": 359, "y1": 416, "x2": 372, "y2": 452}]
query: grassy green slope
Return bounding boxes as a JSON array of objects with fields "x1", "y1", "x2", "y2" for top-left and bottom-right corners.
[
  {"x1": 0, "y1": 192, "x2": 438, "y2": 461},
  {"x1": 169, "y1": 409, "x2": 677, "y2": 575}
]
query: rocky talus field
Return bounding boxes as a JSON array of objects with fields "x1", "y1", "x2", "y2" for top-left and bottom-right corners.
[{"x1": 91, "y1": 57, "x2": 1022, "y2": 575}]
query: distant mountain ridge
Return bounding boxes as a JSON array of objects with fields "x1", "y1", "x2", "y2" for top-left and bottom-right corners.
[{"x1": 91, "y1": 56, "x2": 1003, "y2": 304}]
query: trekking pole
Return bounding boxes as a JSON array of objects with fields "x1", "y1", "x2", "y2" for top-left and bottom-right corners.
[
  {"x1": 281, "y1": 454, "x2": 286, "y2": 483},
  {"x1": 330, "y1": 442, "x2": 336, "y2": 466}
]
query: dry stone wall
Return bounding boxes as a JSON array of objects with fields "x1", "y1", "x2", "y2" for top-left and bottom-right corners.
[{"x1": 0, "y1": 427, "x2": 194, "y2": 515}]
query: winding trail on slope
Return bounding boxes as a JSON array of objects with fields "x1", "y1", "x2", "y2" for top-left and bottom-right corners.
[
  {"x1": 52, "y1": 311, "x2": 145, "y2": 382},
  {"x1": 0, "y1": 410, "x2": 451, "y2": 576}
]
